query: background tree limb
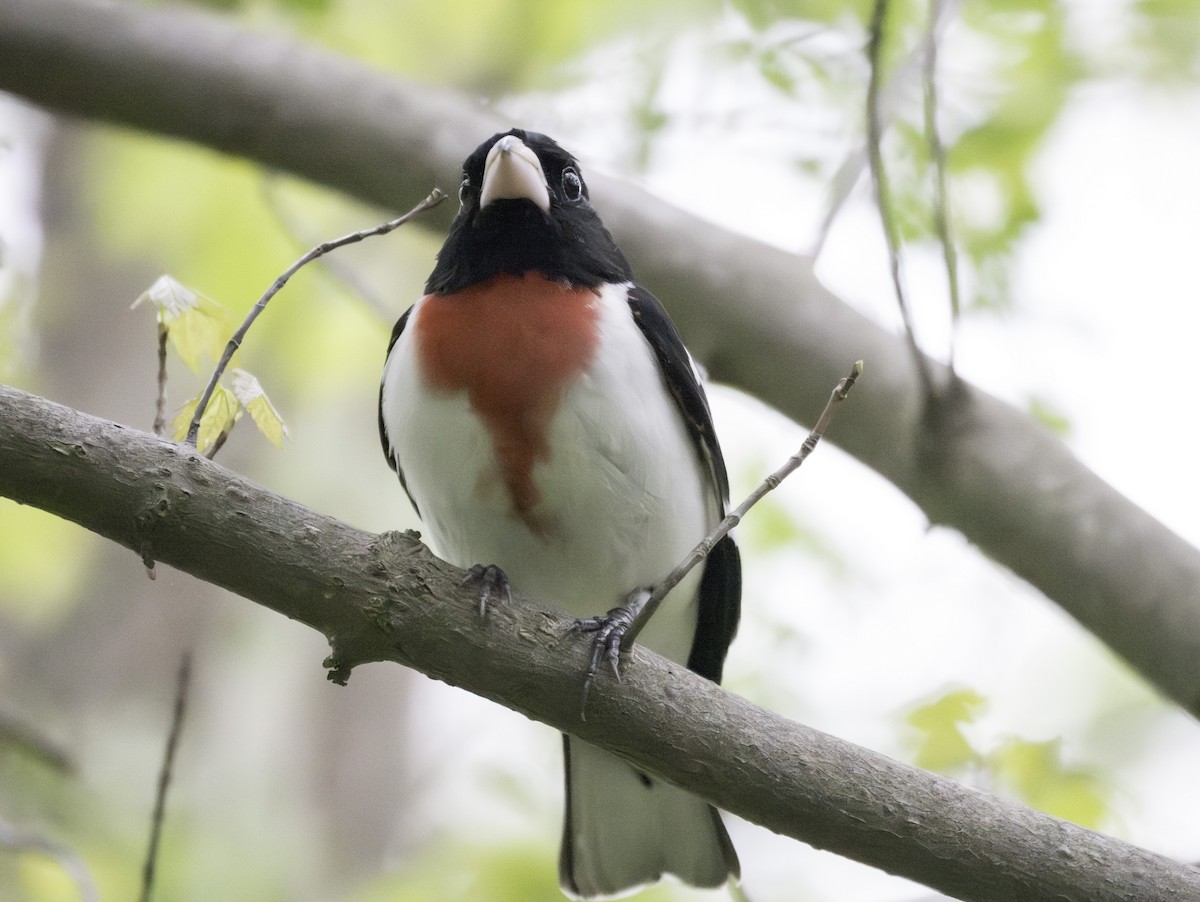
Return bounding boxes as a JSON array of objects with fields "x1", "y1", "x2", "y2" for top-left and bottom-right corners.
[
  {"x1": 3, "y1": 0, "x2": 1197, "y2": 720},
  {"x1": 2, "y1": 383, "x2": 1199, "y2": 901}
]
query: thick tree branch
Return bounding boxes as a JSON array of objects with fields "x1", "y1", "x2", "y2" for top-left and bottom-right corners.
[
  {"x1": 2, "y1": 0, "x2": 1199, "y2": 721},
  {"x1": 2, "y1": 383, "x2": 1199, "y2": 901}
]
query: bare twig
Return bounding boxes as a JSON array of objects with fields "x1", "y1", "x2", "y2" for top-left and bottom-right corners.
[
  {"x1": 147, "y1": 319, "x2": 165, "y2": 575},
  {"x1": 812, "y1": 36, "x2": 932, "y2": 258},
  {"x1": 923, "y1": 0, "x2": 961, "y2": 375},
  {"x1": 204, "y1": 427, "x2": 231, "y2": 461},
  {"x1": 139, "y1": 652, "x2": 192, "y2": 902},
  {"x1": 866, "y1": 0, "x2": 936, "y2": 397},
  {"x1": 579, "y1": 361, "x2": 863, "y2": 705},
  {"x1": 622, "y1": 361, "x2": 864, "y2": 653},
  {"x1": 260, "y1": 175, "x2": 394, "y2": 320},
  {"x1": 184, "y1": 189, "x2": 446, "y2": 446},
  {"x1": 153, "y1": 321, "x2": 169, "y2": 437},
  {"x1": 812, "y1": 0, "x2": 959, "y2": 260}
]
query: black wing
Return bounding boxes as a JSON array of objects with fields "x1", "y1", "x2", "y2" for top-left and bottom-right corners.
[
  {"x1": 378, "y1": 305, "x2": 420, "y2": 516},
  {"x1": 626, "y1": 284, "x2": 741, "y2": 683}
]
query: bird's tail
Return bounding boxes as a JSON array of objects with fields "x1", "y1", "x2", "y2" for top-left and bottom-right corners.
[{"x1": 559, "y1": 735, "x2": 739, "y2": 898}]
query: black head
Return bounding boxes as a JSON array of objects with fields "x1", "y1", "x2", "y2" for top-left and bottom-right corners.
[{"x1": 425, "y1": 129, "x2": 633, "y2": 294}]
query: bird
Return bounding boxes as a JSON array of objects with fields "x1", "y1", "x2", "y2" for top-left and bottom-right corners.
[{"x1": 378, "y1": 128, "x2": 741, "y2": 898}]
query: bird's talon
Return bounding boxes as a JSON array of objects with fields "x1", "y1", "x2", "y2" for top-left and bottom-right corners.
[
  {"x1": 462, "y1": 563, "x2": 511, "y2": 619},
  {"x1": 570, "y1": 615, "x2": 602, "y2": 635},
  {"x1": 572, "y1": 592, "x2": 649, "y2": 705}
]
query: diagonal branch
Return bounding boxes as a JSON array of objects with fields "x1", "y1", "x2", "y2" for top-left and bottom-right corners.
[
  {"x1": 1, "y1": 0, "x2": 1199, "y2": 720},
  {"x1": 2, "y1": 383, "x2": 1199, "y2": 902}
]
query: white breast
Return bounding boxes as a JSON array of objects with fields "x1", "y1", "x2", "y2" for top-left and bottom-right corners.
[{"x1": 380, "y1": 281, "x2": 717, "y2": 664}]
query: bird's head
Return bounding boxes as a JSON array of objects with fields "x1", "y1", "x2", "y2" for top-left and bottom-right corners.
[{"x1": 426, "y1": 129, "x2": 632, "y2": 294}]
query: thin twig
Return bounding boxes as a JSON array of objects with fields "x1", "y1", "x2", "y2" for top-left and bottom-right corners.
[
  {"x1": 147, "y1": 319, "x2": 166, "y2": 575},
  {"x1": 153, "y1": 322, "x2": 169, "y2": 437},
  {"x1": 622, "y1": 361, "x2": 864, "y2": 651},
  {"x1": 811, "y1": 20, "x2": 943, "y2": 260},
  {"x1": 205, "y1": 427, "x2": 232, "y2": 461},
  {"x1": 923, "y1": 0, "x2": 961, "y2": 375},
  {"x1": 184, "y1": 189, "x2": 446, "y2": 446},
  {"x1": 139, "y1": 652, "x2": 192, "y2": 902},
  {"x1": 866, "y1": 0, "x2": 937, "y2": 397},
  {"x1": 260, "y1": 174, "x2": 395, "y2": 320}
]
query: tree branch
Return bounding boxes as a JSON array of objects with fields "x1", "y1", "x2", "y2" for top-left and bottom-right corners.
[
  {"x1": 1, "y1": 0, "x2": 1199, "y2": 719},
  {"x1": 2, "y1": 383, "x2": 1198, "y2": 901}
]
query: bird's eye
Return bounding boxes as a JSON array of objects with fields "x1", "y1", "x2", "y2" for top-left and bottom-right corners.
[
  {"x1": 458, "y1": 177, "x2": 471, "y2": 205},
  {"x1": 561, "y1": 167, "x2": 583, "y2": 202}
]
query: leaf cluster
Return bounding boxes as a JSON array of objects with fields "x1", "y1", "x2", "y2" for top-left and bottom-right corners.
[{"x1": 133, "y1": 274, "x2": 288, "y2": 454}]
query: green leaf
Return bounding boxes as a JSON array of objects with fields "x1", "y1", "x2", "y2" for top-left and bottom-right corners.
[
  {"x1": 171, "y1": 305, "x2": 230, "y2": 374},
  {"x1": 905, "y1": 688, "x2": 986, "y2": 773},
  {"x1": 173, "y1": 386, "x2": 240, "y2": 454},
  {"x1": 231, "y1": 368, "x2": 290, "y2": 450},
  {"x1": 989, "y1": 738, "x2": 1110, "y2": 829}
]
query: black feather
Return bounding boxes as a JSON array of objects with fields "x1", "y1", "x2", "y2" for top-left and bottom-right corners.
[
  {"x1": 625, "y1": 283, "x2": 741, "y2": 680},
  {"x1": 378, "y1": 305, "x2": 418, "y2": 515}
]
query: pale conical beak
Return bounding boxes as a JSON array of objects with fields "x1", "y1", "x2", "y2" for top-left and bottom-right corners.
[{"x1": 479, "y1": 135, "x2": 551, "y2": 213}]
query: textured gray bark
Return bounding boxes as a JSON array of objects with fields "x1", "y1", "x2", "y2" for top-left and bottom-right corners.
[
  {"x1": 2, "y1": 0, "x2": 1200, "y2": 719},
  {"x1": 3, "y1": 383, "x2": 1200, "y2": 901},
  {"x1": 3, "y1": 0, "x2": 1198, "y2": 720}
]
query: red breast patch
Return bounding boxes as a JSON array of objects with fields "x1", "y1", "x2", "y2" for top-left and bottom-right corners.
[{"x1": 414, "y1": 273, "x2": 602, "y2": 521}]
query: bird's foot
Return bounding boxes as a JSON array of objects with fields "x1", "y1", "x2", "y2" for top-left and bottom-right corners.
[
  {"x1": 462, "y1": 563, "x2": 512, "y2": 619},
  {"x1": 571, "y1": 587, "x2": 651, "y2": 711}
]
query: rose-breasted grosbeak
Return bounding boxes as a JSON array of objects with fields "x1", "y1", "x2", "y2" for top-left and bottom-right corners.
[{"x1": 379, "y1": 129, "x2": 741, "y2": 897}]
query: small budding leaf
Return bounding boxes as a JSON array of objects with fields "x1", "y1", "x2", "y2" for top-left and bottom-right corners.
[
  {"x1": 173, "y1": 385, "x2": 240, "y2": 454},
  {"x1": 906, "y1": 688, "x2": 987, "y2": 774},
  {"x1": 132, "y1": 275, "x2": 230, "y2": 373},
  {"x1": 170, "y1": 300, "x2": 231, "y2": 375},
  {"x1": 132, "y1": 274, "x2": 199, "y2": 321},
  {"x1": 231, "y1": 368, "x2": 289, "y2": 450}
]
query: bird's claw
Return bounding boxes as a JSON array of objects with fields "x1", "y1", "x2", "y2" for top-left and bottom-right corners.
[
  {"x1": 462, "y1": 563, "x2": 512, "y2": 619},
  {"x1": 575, "y1": 605, "x2": 635, "y2": 681},
  {"x1": 571, "y1": 588, "x2": 651, "y2": 713}
]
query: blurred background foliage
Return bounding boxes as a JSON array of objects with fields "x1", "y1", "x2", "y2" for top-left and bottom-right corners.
[{"x1": 3, "y1": 0, "x2": 1200, "y2": 900}]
